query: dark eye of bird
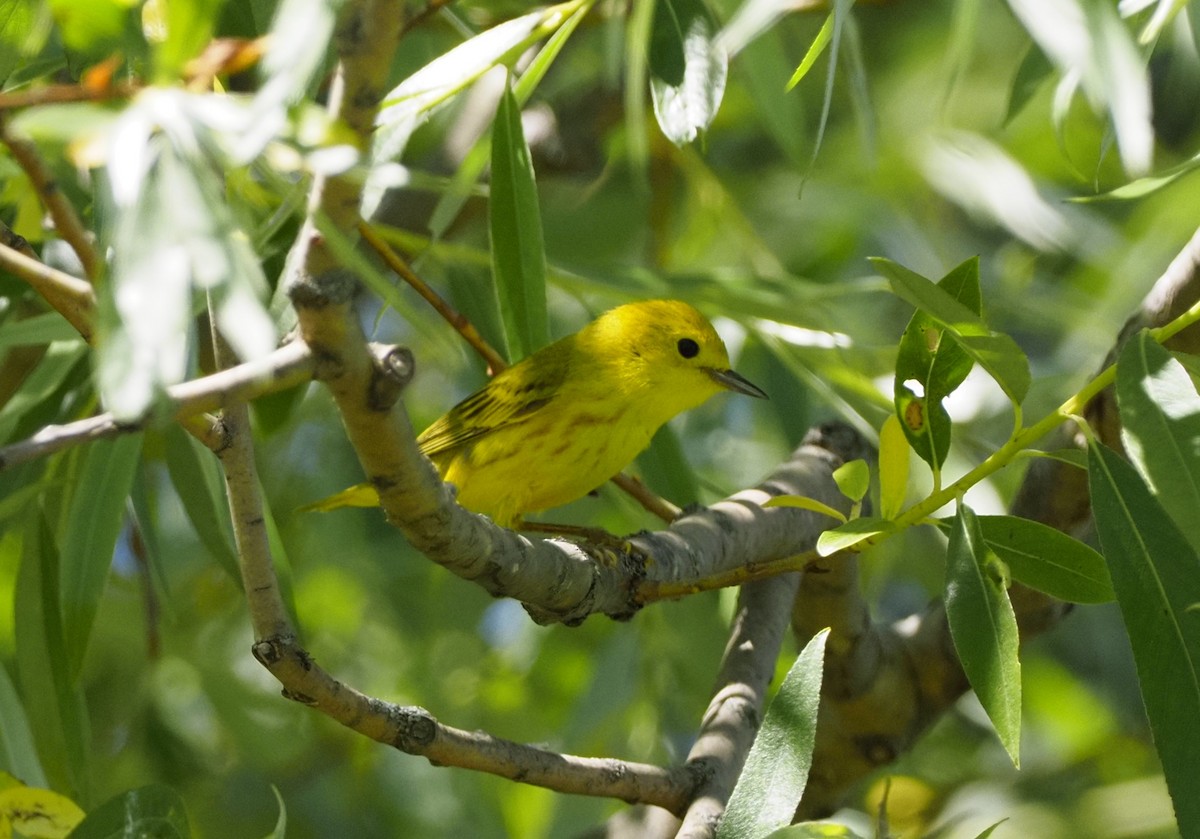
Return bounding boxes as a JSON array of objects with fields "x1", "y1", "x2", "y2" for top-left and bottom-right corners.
[{"x1": 677, "y1": 338, "x2": 700, "y2": 359}]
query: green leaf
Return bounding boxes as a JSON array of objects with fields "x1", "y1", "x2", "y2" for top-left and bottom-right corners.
[
  {"x1": 832, "y1": 459, "x2": 869, "y2": 503},
  {"x1": 878, "y1": 414, "x2": 909, "y2": 519},
  {"x1": 944, "y1": 502, "x2": 1021, "y2": 766},
  {"x1": 765, "y1": 494, "x2": 847, "y2": 523},
  {"x1": 816, "y1": 516, "x2": 893, "y2": 556},
  {"x1": 879, "y1": 256, "x2": 1030, "y2": 407},
  {"x1": 15, "y1": 516, "x2": 89, "y2": 798},
  {"x1": 1088, "y1": 442, "x2": 1200, "y2": 837},
  {"x1": 1116, "y1": 330, "x2": 1200, "y2": 556},
  {"x1": 0, "y1": 662, "x2": 46, "y2": 787},
  {"x1": 784, "y1": 11, "x2": 834, "y2": 91},
  {"x1": 648, "y1": 0, "x2": 728, "y2": 145},
  {"x1": 262, "y1": 786, "x2": 287, "y2": 839},
  {"x1": 1004, "y1": 43, "x2": 1053, "y2": 124},
  {"x1": 0, "y1": 313, "x2": 81, "y2": 350},
  {"x1": 888, "y1": 258, "x2": 978, "y2": 472},
  {"x1": 636, "y1": 425, "x2": 700, "y2": 507},
  {"x1": 153, "y1": 0, "x2": 225, "y2": 82},
  {"x1": 938, "y1": 515, "x2": 1114, "y2": 604},
  {"x1": 163, "y1": 425, "x2": 241, "y2": 581},
  {"x1": 489, "y1": 78, "x2": 549, "y2": 361},
  {"x1": 60, "y1": 433, "x2": 143, "y2": 678},
  {"x1": 0, "y1": 341, "x2": 88, "y2": 444},
  {"x1": 1069, "y1": 149, "x2": 1200, "y2": 202},
  {"x1": 718, "y1": 629, "x2": 828, "y2": 839},
  {"x1": 69, "y1": 784, "x2": 191, "y2": 839}
]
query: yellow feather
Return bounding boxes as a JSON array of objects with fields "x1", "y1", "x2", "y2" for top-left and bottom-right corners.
[{"x1": 301, "y1": 300, "x2": 766, "y2": 526}]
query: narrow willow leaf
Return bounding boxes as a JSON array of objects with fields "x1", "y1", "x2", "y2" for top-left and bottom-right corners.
[
  {"x1": 0, "y1": 664, "x2": 46, "y2": 787},
  {"x1": 263, "y1": 786, "x2": 288, "y2": 839},
  {"x1": 765, "y1": 494, "x2": 847, "y2": 523},
  {"x1": 636, "y1": 425, "x2": 700, "y2": 507},
  {"x1": 15, "y1": 517, "x2": 89, "y2": 797},
  {"x1": 69, "y1": 785, "x2": 191, "y2": 839},
  {"x1": 1069, "y1": 150, "x2": 1200, "y2": 202},
  {"x1": 941, "y1": 515, "x2": 1114, "y2": 604},
  {"x1": 832, "y1": 459, "x2": 869, "y2": 503},
  {"x1": 1004, "y1": 43, "x2": 1053, "y2": 124},
  {"x1": 945, "y1": 503, "x2": 1022, "y2": 766},
  {"x1": 816, "y1": 516, "x2": 893, "y2": 555},
  {"x1": 1088, "y1": 443, "x2": 1200, "y2": 837},
  {"x1": 1116, "y1": 330, "x2": 1200, "y2": 555},
  {"x1": 60, "y1": 433, "x2": 143, "y2": 678},
  {"x1": 878, "y1": 414, "x2": 909, "y2": 519},
  {"x1": 0, "y1": 312, "x2": 80, "y2": 350},
  {"x1": 163, "y1": 424, "x2": 241, "y2": 581},
  {"x1": 784, "y1": 11, "x2": 834, "y2": 91},
  {"x1": 718, "y1": 629, "x2": 829, "y2": 839},
  {"x1": 490, "y1": 79, "x2": 549, "y2": 360},
  {"x1": 649, "y1": 0, "x2": 728, "y2": 145}
]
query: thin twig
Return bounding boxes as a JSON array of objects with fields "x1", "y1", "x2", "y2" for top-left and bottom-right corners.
[
  {"x1": 0, "y1": 80, "x2": 140, "y2": 111},
  {"x1": 359, "y1": 220, "x2": 509, "y2": 373},
  {"x1": 0, "y1": 239, "x2": 96, "y2": 341},
  {"x1": 0, "y1": 114, "x2": 102, "y2": 282},
  {"x1": 0, "y1": 340, "x2": 316, "y2": 470}
]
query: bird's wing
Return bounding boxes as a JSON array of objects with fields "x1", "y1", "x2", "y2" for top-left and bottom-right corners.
[{"x1": 417, "y1": 351, "x2": 569, "y2": 457}]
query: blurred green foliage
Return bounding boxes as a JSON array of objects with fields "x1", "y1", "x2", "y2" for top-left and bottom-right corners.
[{"x1": 1, "y1": 0, "x2": 1199, "y2": 836}]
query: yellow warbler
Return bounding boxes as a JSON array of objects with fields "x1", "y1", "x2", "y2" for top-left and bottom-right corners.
[{"x1": 306, "y1": 299, "x2": 766, "y2": 526}]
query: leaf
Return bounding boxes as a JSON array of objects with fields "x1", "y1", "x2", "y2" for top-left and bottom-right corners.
[
  {"x1": 261, "y1": 786, "x2": 287, "y2": 839},
  {"x1": 489, "y1": 78, "x2": 549, "y2": 361},
  {"x1": 152, "y1": 0, "x2": 223, "y2": 83},
  {"x1": 816, "y1": 516, "x2": 893, "y2": 556},
  {"x1": 765, "y1": 495, "x2": 847, "y2": 523},
  {"x1": 888, "y1": 258, "x2": 979, "y2": 473},
  {"x1": 0, "y1": 313, "x2": 80, "y2": 351},
  {"x1": 163, "y1": 425, "x2": 241, "y2": 581},
  {"x1": 59, "y1": 433, "x2": 143, "y2": 679},
  {"x1": 878, "y1": 414, "x2": 909, "y2": 519},
  {"x1": 14, "y1": 517, "x2": 89, "y2": 798},
  {"x1": 1004, "y1": 43, "x2": 1053, "y2": 124},
  {"x1": 784, "y1": 11, "x2": 834, "y2": 91},
  {"x1": 944, "y1": 502, "x2": 1021, "y2": 766},
  {"x1": 69, "y1": 784, "x2": 191, "y2": 839},
  {"x1": 718, "y1": 629, "x2": 828, "y2": 839},
  {"x1": 1116, "y1": 330, "x2": 1200, "y2": 555},
  {"x1": 649, "y1": 0, "x2": 728, "y2": 145},
  {"x1": 0, "y1": 665, "x2": 46, "y2": 788},
  {"x1": 0, "y1": 771, "x2": 85, "y2": 838},
  {"x1": 636, "y1": 425, "x2": 700, "y2": 507},
  {"x1": 1088, "y1": 442, "x2": 1200, "y2": 837},
  {"x1": 878, "y1": 256, "x2": 1030, "y2": 406},
  {"x1": 937, "y1": 515, "x2": 1114, "y2": 604},
  {"x1": 1069, "y1": 149, "x2": 1200, "y2": 202},
  {"x1": 832, "y1": 459, "x2": 869, "y2": 503}
]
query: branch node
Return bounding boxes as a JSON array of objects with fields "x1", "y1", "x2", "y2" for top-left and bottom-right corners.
[
  {"x1": 392, "y1": 705, "x2": 439, "y2": 751},
  {"x1": 368, "y1": 343, "x2": 415, "y2": 410},
  {"x1": 287, "y1": 266, "x2": 359, "y2": 308}
]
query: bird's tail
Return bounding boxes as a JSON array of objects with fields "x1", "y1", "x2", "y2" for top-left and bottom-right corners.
[{"x1": 298, "y1": 483, "x2": 381, "y2": 513}]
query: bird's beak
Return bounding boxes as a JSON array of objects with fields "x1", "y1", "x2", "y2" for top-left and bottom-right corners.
[{"x1": 707, "y1": 367, "x2": 768, "y2": 399}]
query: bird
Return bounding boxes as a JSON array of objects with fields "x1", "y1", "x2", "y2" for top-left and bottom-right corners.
[{"x1": 304, "y1": 299, "x2": 767, "y2": 527}]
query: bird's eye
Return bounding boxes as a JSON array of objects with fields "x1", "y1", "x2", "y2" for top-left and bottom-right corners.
[{"x1": 677, "y1": 338, "x2": 700, "y2": 359}]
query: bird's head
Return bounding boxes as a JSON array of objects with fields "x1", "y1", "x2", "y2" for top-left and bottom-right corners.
[{"x1": 580, "y1": 300, "x2": 767, "y2": 420}]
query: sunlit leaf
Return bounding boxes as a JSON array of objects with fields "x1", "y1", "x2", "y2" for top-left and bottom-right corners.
[
  {"x1": 649, "y1": 0, "x2": 727, "y2": 145},
  {"x1": 1088, "y1": 442, "x2": 1200, "y2": 837},
  {"x1": 1069, "y1": 150, "x2": 1200, "y2": 202},
  {"x1": 490, "y1": 79, "x2": 548, "y2": 360},
  {"x1": 784, "y1": 11, "x2": 834, "y2": 92},
  {"x1": 832, "y1": 459, "x2": 869, "y2": 502},
  {"x1": 945, "y1": 502, "x2": 1021, "y2": 766},
  {"x1": 764, "y1": 823, "x2": 867, "y2": 839},
  {"x1": 765, "y1": 494, "x2": 847, "y2": 523},
  {"x1": 718, "y1": 629, "x2": 828, "y2": 839},
  {"x1": 0, "y1": 771, "x2": 85, "y2": 838},
  {"x1": 816, "y1": 516, "x2": 893, "y2": 556}
]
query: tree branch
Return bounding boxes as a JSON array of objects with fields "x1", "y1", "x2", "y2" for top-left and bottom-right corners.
[
  {"x1": 0, "y1": 340, "x2": 316, "y2": 470},
  {"x1": 0, "y1": 239, "x2": 96, "y2": 342},
  {"x1": 0, "y1": 114, "x2": 102, "y2": 282}
]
